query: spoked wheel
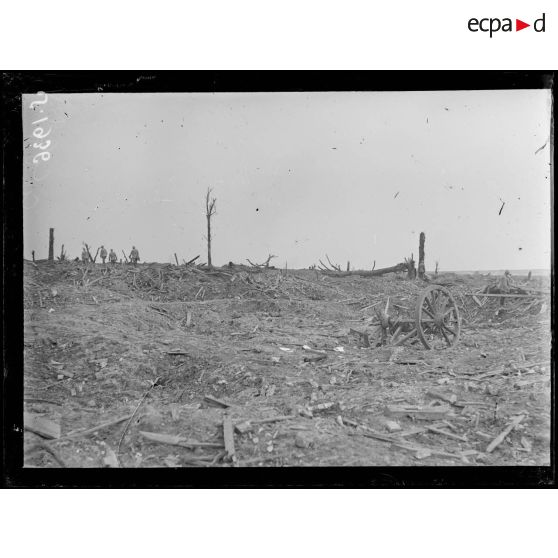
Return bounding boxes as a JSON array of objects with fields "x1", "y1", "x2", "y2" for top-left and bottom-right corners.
[{"x1": 415, "y1": 285, "x2": 460, "y2": 350}]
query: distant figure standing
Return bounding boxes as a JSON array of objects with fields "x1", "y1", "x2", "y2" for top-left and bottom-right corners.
[
  {"x1": 100, "y1": 245, "x2": 107, "y2": 264},
  {"x1": 81, "y1": 247, "x2": 89, "y2": 264},
  {"x1": 109, "y1": 249, "x2": 117, "y2": 264},
  {"x1": 129, "y1": 246, "x2": 140, "y2": 266}
]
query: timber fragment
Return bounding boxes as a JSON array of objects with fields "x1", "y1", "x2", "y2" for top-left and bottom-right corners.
[{"x1": 24, "y1": 412, "x2": 61, "y2": 439}]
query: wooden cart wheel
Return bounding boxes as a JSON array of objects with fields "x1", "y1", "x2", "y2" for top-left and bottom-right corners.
[{"x1": 415, "y1": 285, "x2": 460, "y2": 350}]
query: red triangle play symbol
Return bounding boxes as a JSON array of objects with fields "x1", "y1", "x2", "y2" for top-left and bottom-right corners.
[{"x1": 516, "y1": 19, "x2": 530, "y2": 31}]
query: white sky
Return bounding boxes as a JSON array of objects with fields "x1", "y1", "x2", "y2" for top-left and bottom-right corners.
[{"x1": 23, "y1": 90, "x2": 551, "y2": 270}]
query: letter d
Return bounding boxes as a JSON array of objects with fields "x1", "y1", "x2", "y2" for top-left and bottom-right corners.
[{"x1": 534, "y1": 13, "x2": 545, "y2": 32}]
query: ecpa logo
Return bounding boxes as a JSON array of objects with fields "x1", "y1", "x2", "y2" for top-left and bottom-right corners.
[{"x1": 468, "y1": 13, "x2": 546, "y2": 37}]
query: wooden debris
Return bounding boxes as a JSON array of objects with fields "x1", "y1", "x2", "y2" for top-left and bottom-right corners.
[
  {"x1": 397, "y1": 426, "x2": 427, "y2": 438},
  {"x1": 167, "y1": 349, "x2": 189, "y2": 355},
  {"x1": 234, "y1": 415, "x2": 295, "y2": 434},
  {"x1": 426, "y1": 390, "x2": 461, "y2": 406},
  {"x1": 349, "y1": 328, "x2": 370, "y2": 348},
  {"x1": 384, "y1": 404, "x2": 451, "y2": 420},
  {"x1": 203, "y1": 395, "x2": 231, "y2": 408},
  {"x1": 463, "y1": 293, "x2": 542, "y2": 298},
  {"x1": 425, "y1": 425, "x2": 467, "y2": 442},
  {"x1": 24, "y1": 412, "x2": 61, "y2": 439},
  {"x1": 359, "y1": 429, "x2": 398, "y2": 444},
  {"x1": 308, "y1": 401, "x2": 335, "y2": 413},
  {"x1": 304, "y1": 354, "x2": 327, "y2": 363},
  {"x1": 339, "y1": 417, "x2": 359, "y2": 428},
  {"x1": 520, "y1": 437, "x2": 532, "y2": 452},
  {"x1": 223, "y1": 415, "x2": 236, "y2": 460},
  {"x1": 140, "y1": 431, "x2": 224, "y2": 449},
  {"x1": 117, "y1": 377, "x2": 160, "y2": 459},
  {"x1": 239, "y1": 452, "x2": 291, "y2": 466},
  {"x1": 390, "y1": 440, "x2": 460, "y2": 460},
  {"x1": 486, "y1": 415, "x2": 525, "y2": 453},
  {"x1": 385, "y1": 420, "x2": 402, "y2": 433},
  {"x1": 62, "y1": 414, "x2": 133, "y2": 441}
]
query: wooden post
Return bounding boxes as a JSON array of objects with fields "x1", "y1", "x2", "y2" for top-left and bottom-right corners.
[
  {"x1": 418, "y1": 232, "x2": 425, "y2": 279},
  {"x1": 32, "y1": 250, "x2": 35, "y2": 262},
  {"x1": 48, "y1": 228, "x2": 54, "y2": 261},
  {"x1": 347, "y1": 261, "x2": 350, "y2": 271},
  {"x1": 174, "y1": 253, "x2": 179, "y2": 266}
]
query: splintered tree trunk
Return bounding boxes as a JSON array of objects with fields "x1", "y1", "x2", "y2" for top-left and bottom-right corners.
[
  {"x1": 322, "y1": 263, "x2": 407, "y2": 277},
  {"x1": 205, "y1": 188, "x2": 216, "y2": 269},
  {"x1": 418, "y1": 232, "x2": 425, "y2": 279},
  {"x1": 48, "y1": 228, "x2": 54, "y2": 261},
  {"x1": 206, "y1": 214, "x2": 212, "y2": 268}
]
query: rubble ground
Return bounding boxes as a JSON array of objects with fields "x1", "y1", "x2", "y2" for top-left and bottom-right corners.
[{"x1": 23, "y1": 260, "x2": 551, "y2": 467}]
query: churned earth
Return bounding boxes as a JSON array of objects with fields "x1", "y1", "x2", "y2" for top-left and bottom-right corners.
[{"x1": 22, "y1": 260, "x2": 551, "y2": 468}]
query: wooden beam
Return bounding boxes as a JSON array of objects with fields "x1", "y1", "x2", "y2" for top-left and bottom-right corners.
[
  {"x1": 486, "y1": 415, "x2": 525, "y2": 453},
  {"x1": 223, "y1": 415, "x2": 236, "y2": 459},
  {"x1": 463, "y1": 293, "x2": 543, "y2": 298}
]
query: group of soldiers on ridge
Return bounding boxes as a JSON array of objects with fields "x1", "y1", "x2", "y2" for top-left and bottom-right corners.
[{"x1": 80, "y1": 246, "x2": 140, "y2": 266}]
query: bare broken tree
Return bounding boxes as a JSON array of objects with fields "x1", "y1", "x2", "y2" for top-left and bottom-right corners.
[
  {"x1": 57, "y1": 244, "x2": 67, "y2": 262},
  {"x1": 318, "y1": 255, "x2": 342, "y2": 272},
  {"x1": 205, "y1": 188, "x2": 217, "y2": 269},
  {"x1": 247, "y1": 254, "x2": 277, "y2": 268}
]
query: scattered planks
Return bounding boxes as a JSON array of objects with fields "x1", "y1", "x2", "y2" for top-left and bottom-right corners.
[
  {"x1": 140, "y1": 431, "x2": 224, "y2": 449},
  {"x1": 425, "y1": 425, "x2": 467, "y2": 442},
  {"x1": 384, "y1": 405, "x2": 451, "y2": 420},
  {"x1": 350, "y1": 423, "x2": 461, "y2": 460},
  {"x1": 486, "y1": 415, "x2": 525, "y2": 453}
]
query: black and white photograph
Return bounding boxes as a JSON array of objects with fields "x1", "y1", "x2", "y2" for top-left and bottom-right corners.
[{"x1": 10, "y1": 75, "x2": 553, "y2": 474}]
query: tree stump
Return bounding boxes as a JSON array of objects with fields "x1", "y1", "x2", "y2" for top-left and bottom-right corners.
[{"x1": 418, "y1": 232, "x2": 425, "y2": 279}]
